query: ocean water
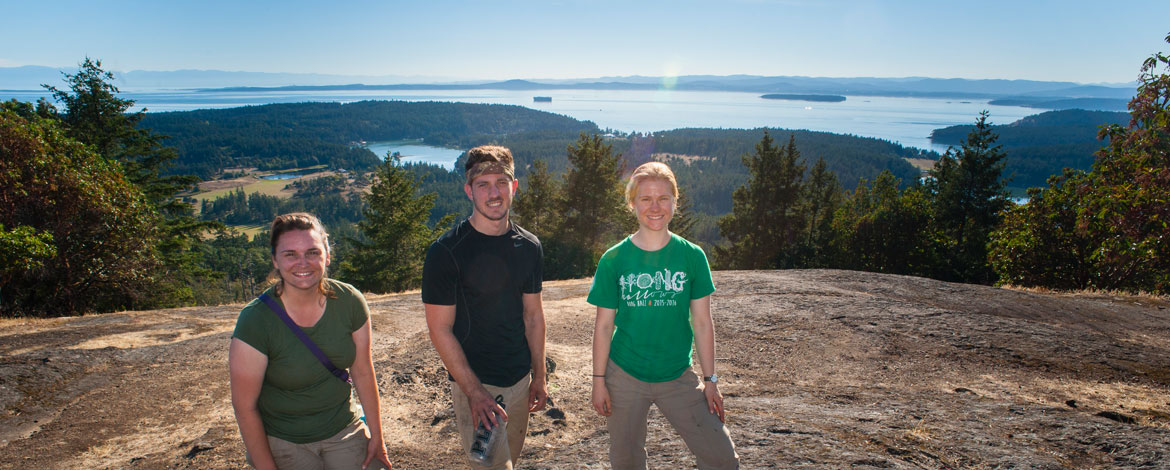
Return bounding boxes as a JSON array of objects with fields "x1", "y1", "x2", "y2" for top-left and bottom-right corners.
[{"x1": 2, "y1": 87, "x2": 1045, "y2": 166}]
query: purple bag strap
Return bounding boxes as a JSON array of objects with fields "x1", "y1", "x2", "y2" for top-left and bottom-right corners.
[{"x1": 259, "y1": 292, "x2": 351, "y2": 384}]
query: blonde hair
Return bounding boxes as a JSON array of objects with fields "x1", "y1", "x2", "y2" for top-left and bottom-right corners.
[
  {"x1": 267, "y1": 212, "x2": 336, "y2": 298},
  {"x1": 625, "y1": 161, "x2": 679, "y2": 210}
]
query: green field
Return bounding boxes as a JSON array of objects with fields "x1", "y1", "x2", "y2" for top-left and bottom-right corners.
[
  {"x1": 193, "y1": 178, "x2": 291, "y2": 205},
  {"x1": 190, "y1": 167, "x2": 331, "y2": 215}
]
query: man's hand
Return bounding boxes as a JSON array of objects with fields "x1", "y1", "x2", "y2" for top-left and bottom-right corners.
[
  {"x1": 528, "y1": 375, "x2": 548, "y2": 412},
  {"x1": 703, "y1": 381, "x2": 726, "y2": 423},
  {"x1": 469, "y1": 387, "x2": 507, "y2": 430}
]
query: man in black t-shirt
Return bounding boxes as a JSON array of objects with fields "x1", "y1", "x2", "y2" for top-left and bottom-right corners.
[{"x1": 422, "y1": 145, "x2": 548, "y2": 470}]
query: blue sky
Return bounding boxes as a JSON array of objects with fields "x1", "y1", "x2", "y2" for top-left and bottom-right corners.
[{"x1": 2, "y1": 0, "x2": 1168, "y2": 84}]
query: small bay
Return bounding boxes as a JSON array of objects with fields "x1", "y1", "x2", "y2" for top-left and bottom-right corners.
[{"x1": 364, "y1": 139, "x2": 465, "y2": 169}]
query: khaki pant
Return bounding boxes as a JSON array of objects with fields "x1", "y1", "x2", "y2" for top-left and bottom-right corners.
[
  {"x1": 248, "y1": 420, "x2": 388, "y2": 470},
  {"x1": 605, "y1": 360, "x2": 739, "y2": 470},
  {"x1": 451, "y1": 374, "x2": 532, "y2": 470}
]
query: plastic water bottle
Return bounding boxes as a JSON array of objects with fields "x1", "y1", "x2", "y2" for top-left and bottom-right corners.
[{"x1": 468, "y1": 395, "x2": 506, "y2": 464}]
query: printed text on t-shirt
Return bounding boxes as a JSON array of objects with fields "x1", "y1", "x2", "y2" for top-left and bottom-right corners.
[{"x1": 619, "y1": 270, "x2": 689, "y2": 307}]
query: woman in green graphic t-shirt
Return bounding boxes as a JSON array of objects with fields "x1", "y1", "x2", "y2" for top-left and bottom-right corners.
[
  {"x1": 229, "y1": 213, "x2": 392, "y2": 470},
  {"x1": 587, "y1": 162, "x2": 739, "y2": 470}
]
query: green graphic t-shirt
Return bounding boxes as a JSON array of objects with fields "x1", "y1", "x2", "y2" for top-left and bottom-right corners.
[{"x1": 587, "y1": 234, "x2": 715, "y2": 382}]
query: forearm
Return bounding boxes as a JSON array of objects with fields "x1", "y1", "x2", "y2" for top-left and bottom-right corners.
[
  {"x1": 592, "y1": 310, "x2": 616, "y2": 377},
  {"x1": 351, "y1": 360, "x2": 383, "y2": 439},
  {"x1": 693, "y1": 319, "x2": 716, "y2": 376},
  {"x1": 428, "y1": 327, "x2": 485, "y2": 396},
  {"x1": 691, "y1": 297, "x2": 717, "y2": 377},
  {"x1": 524, "y1": 315, "x2": 547, "y2": 379},
  {"x1": 233, "y1": 404, "x2": 276, "y2": 470}
]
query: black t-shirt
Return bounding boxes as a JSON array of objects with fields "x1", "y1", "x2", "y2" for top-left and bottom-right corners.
[{"x1": 421, "y1": 218, "x2": 543, "y2": 387}]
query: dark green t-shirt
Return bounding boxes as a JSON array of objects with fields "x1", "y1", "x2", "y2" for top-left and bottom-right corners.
[
  {"x1": 587, "y1": 234, "x2": 715, "y2": 382},
  {"x1": 232, "y1": 279, "x2": 368, "y2": 443}
]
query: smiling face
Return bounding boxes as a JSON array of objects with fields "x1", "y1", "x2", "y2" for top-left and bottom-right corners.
[
  {"x1": 632, "y1": 177, "x2": 675, "y2": 233},
  {"x1": 464, "y1": 172, "x2": 518, "y2": 222},
  {"x1": 272, "y1": 228, "x2": 330, "y2": 294}
]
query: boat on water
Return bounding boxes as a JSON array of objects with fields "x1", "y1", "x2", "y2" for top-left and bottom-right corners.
[{"x1": 533, "y1": 96, "x2": 552, "y2": 102}]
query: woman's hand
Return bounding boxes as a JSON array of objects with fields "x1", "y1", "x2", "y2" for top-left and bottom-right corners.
[
  {"x1": 703, "y1": 381, "x2": 726, "y2": 423},
  {"x1": 592, "y1": 378, "x2": 612, "y2": 416},
  {"x1": 363, "y1": 433, "x2": 391, "y2": 469}
]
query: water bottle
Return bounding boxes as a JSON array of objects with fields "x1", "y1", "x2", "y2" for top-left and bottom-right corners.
[
  {"x1": 353, "y1": 389, "x2": 367, "y2": 423},
  {"x1": 468, "y1": 395, "x2": 506, "y2": 464}
]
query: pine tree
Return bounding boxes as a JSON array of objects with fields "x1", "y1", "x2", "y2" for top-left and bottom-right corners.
[
  {"x1": 553, "y1": 133, "x2": 630, "y2": 277},
  {"x1": 42, "y1": 58, "x2": 216, "y2": 307},
  {"x1": 338, "y1": 156, "x2": 452, "y2": 293},
  {"x1": 717, "y1": 132, "x2": 807, "y2": 269},
  {"x1": 670, "y1": 188, "x2": 699, "y2": 242},
  {"x1": 43, "y1": 58, "x2": 198, "y2": 209},
  {"x1": 928, "y1": 110, "x2": 1010, "y2": 283},
  {"x1": 512, "y1": 159, "x2": 561, "y2": 238},
  {"x1": 796, "y1": 157, "x2": 842, "y2": 267}
]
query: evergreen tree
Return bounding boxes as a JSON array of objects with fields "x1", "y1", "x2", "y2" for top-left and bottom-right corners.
[
  {"x1": 717, "y1": 132, "x2": 807, "y2": 269},
  {"x1": 512, "y1": 159, "x2": 561, "y2": 238},
  {"x1": 43, "y1": 59, "x2": 217, "y2": 306},
  {"x1": 337, "y1": 156, "x2": 452, "y2": 293},
  {"x1": 927, "y1": 110, "x2": 1010, "y2": 283},
  {"x1": 832, "y1": 172, "x2": 935, "y2": 275},
  {"x1": 794, "y1": 157, "x2": 843, "y2": 267},
  {"x1": 552, "y1": 133, "x2": 629, "y2": 278},
  {"x1": 44, "y1": 58, "x2": 198, "y2": 208},
  {"x1": 671, "y1": 188, "x2": 699, "y2": 242},
  {"x1": 197, "y1": 228, "x2": 273, "y2": 303}
]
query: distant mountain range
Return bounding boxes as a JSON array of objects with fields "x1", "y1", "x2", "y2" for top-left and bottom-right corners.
[
  {"x1": 1, "y1": 66, "x2": 1135, "y2": 111},
  {"x1": 0, "y1": 65, "x2": 448, "y2": 91}
]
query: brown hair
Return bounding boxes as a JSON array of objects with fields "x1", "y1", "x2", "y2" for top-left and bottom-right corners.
[
  {"x1": 267, "y1": 212, "x2": 335, "y2": 298},
  {"x1": 464, "y1": 145, "x2": 515, "y2": 184},
  {"x1": 625, "y1": 161, "x2": 679, "y2": 210}
]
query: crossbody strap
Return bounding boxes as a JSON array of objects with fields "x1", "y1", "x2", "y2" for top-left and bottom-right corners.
[{"x1": 259, "y1": 292, "x2": 351, "y2": 384}]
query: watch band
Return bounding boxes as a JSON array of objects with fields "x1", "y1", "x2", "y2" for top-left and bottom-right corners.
[{"x1": 703, "y1": 374, "x2": 718, "y2": 383}]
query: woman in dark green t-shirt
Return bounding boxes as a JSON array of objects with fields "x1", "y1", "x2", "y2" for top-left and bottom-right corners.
[
  {"x1": 588, "y1": 163, "x2": 739, "y2": 469},
  {"x1": 229, "y1": 213, "x2": 392, "y2": 470}
]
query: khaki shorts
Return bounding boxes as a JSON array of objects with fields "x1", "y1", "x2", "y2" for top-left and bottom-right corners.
[
  {"x1": 451, "y1": 373, "x2": 533, "y2": 470},
  {"x1": 247, "y1": 420, "x2": 389, "y2": 470}
]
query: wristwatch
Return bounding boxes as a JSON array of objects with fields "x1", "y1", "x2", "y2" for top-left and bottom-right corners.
[{"x1": 703, "y1": 374, "x2": 718, "y2": 383}]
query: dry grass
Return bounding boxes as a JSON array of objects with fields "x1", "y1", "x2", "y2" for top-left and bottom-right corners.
[
  {"x1": 651, "y1": 152, "x2": 715, "y2": 165},
  {"x1": 904, "y1": 157, "x2": 937, "y2": 171},
  {"x1": 1001, "y1": 284, "x2": 1170, "y2": 304}
]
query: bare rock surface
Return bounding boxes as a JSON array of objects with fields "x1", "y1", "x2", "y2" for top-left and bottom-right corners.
[{"x1": 2, "y1": 269, "x2": 1169, "y2": 469}]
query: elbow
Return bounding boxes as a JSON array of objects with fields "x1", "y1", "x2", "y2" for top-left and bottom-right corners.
[{"x1": 231, "y1": 396, "x2": 259, "y2": 419}]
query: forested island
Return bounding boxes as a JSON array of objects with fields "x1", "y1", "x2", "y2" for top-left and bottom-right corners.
[
  {"x1": 930, "y1": 109, "x2": 1130, "y2": 191},
  {"x1": 139, "y1": 101, "x2": 598, "y2": 179},
  {"x1": 988, "y1": 97, "x2": 1130, "y2": 112},
  {"x1": 761, "y1": 93, "x2": 847, "y2": 102}
]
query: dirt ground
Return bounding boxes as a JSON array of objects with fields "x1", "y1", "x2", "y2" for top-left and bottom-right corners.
[{"x1": 2, "y1": 269, "x2": 1169, "y2": 469}]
